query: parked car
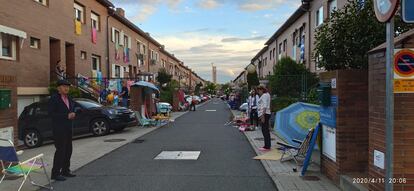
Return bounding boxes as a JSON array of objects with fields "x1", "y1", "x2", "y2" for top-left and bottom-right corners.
[
  {"x1": 185, "y1": 95, "x2": 201, "y2": 104},
  {"x1": 239, "y1": 103, "x2": 248, "y2": 112},
  {"x1": 18, "y1": 98, "x2": 137, "y2": 148}
]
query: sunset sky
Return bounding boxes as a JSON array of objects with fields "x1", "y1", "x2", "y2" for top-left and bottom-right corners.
[{"x1": 111, "y1": 0, "x2": 301, "y2": 83}]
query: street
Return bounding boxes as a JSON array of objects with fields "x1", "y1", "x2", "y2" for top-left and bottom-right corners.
[{"x1": 45, "y1": 99, "x2": 276, "y2": 191}]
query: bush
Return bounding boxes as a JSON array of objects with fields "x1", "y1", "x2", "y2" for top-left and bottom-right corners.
[
  {"x1": 271, "y1": 97, "x2": 299, "y2": 113},
  {"x1": 159, "y1": 80, "x2": 179, "y2": 104}
]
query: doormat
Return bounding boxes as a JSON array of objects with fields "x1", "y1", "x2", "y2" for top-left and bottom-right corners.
[{"x1": 253, "y1": 149, "x2": 283, "y2": 161}]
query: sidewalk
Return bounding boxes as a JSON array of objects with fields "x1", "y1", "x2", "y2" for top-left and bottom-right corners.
[
  {"x1": 230, "y1": 109, "x2": 339, "y2": 191},
  {"x1": 0, "y1": 104, "x2": 204, "y2": 191}
]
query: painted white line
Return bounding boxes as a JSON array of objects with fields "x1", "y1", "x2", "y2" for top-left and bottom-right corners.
[
  {"x1": 154, "y1": 151, "x2": 201, "y2": 160},
  {"x1": 205, "y1": 110, "x2": 217, "y2": 112}
]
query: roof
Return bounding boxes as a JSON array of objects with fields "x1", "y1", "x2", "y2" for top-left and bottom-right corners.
[
  {"x1": 96, "y1": 0, "x2": 115, "y2": 8},
  {"x1": 160, "y1": 48, "x2": 182, "y2": 63},
  {"x1": 251, "y1": 46, "x2": 269, "y2": 62},
  {"x1": 265, "y1": 2, "x2": 310, "y2": 45},
  {"x1": 234, "y1": 71, "x2": 246, "y2": 82},
  {"x1": 369, "y1": 28, "x2": 414, "y2": 53}
]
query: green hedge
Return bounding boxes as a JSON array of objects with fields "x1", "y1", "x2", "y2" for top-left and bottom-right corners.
[{"x1": 48, "y1": 81, "x2": 82, "y2": 98}]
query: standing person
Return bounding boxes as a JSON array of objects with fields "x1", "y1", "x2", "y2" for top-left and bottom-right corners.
[
  {"x1": 257, "y1": 85, "x2": 271, "y2": 151},
  {"x1": 248, "y1": 89, "x2": 259, "y2": 129},
  {"x1": 190, "y1": 93, "x2": 196, "y2": 111},
  {"x1": 48, "y1": 80, "x2": 76, "y2": 181},
  {"x1": 113, "y1": 91, "x2": 119, "y2": 106},
  {"x1": 120, "y1": 81, "x2": 129, "y2": 107}
]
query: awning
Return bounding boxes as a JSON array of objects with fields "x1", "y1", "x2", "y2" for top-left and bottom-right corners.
[
  {"x1": 0, "y1": 25, "x2": 27, "y2": 39},
  {"x1": 131, "y1": 81, "x2": 159, "y2": 92}
]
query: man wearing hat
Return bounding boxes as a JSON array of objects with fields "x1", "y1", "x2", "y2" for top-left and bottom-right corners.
[
  {"x1": 257, "y1": 85, "x2": 271, "y2": 151},
  {"x1": 48, "y1": 79, "x2": 77, "y2": 181}
]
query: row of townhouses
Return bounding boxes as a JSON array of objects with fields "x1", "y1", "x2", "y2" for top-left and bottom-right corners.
[
  {"x1": 234, "y1": 0, "x2": 349, "y2": 84},
  {"x1": 0, "y1": 0, "x2": 206, "y2": 117}
]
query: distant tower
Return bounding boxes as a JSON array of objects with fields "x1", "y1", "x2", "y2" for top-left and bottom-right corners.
[{"x1": 212, "y1": 63, "x2": 217, "y2": 84}]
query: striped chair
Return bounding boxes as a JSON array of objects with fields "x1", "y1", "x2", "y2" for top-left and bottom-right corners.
[{"x1": 0, "y1": 139, "x2": 52, "y2": 191}]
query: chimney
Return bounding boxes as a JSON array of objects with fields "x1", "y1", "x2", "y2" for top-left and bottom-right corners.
[{"x1": 116, "y1": 8, "x2": 125, "y2": 17}]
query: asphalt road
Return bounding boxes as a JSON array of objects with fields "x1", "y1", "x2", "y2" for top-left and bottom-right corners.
[{"x1": 46, "y1": 99, "x2": 277, "y2": 191}]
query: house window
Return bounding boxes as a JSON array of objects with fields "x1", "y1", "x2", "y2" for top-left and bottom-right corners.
[
  {"x1": 124, "y1": 35, "x2": 129, "y2": 48},
  {"x1": 142, "y1": 44, "x2": 146, "y2": 55},
  {"x1": 91, "y1": 12, "x2": 100, "y2": 31},
  {"x1": 155, "y1": 52, "x2": 159, "y2": 61},
  {"x1": 34, "y1": 0, "x2": 47, "y2": 6},
  {"x1": 30, "y1": 37, "x2": 40, "y2": 49},
  {"x1": 283, "y1": 39, "x2": 287, "y2": 52},
  {"x1": 114, "y1": 30, "x2": 120, "y2": 44},
  {"x1": 315, "y1": 54, "x2": 323, "y2": 71},
  {"x1": 273, "y1": 48, "x2": 276, "y2": 59},
  {"x1": 81, "y1": 51, "x2": 86, "y2": 60},
  {"x1": 162, "y1": 60, "x2": 166, "y2": 68},
  {"x1": 74, "y1": 2, "x2": 85, "y2": 23},
  {"x1": 278, "y1": 43, "x2": 282, "y2": 55},
  {"x1": 329, "y1": 0, "x2": 337, "y2": 17},
  {"x1": 137, "y1": 42, "x2": 142, "y2": 53},
  {"x1": 91, "y1": 55, "x2": 100, "y2": 71},
  {"x1": 316, "y1": 6, "x2": 324, "y2": 26},
  {"x1": 0, "y1": 33, "x2": 17, "y2": 60},
  {"x1": 114, "y1": 65, "x2": 121, "y2": 78},
  {"x1": 269, "y1": 50, "x2": 272, "y2": 60}
]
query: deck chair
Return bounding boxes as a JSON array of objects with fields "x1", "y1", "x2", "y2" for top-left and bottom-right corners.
[
  {"x1": 135, "y1": 111, "x2": 157, "y2": 127},
  {"x1": 0, "y1": 139, "x2": 52, "y2": 191},
  {"x1": 276, "y1": 128, "x2": 315, "y2": 166}
]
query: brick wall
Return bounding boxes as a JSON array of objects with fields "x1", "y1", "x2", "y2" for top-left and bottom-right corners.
[
  {"x1": 368, "y1": 42, "x2": 414, "y2": 190},
  {"x1": 320, "y1": 70, "x2": 369, "y2": 184},
  {"x1": 0, "y1": 75, "x2": 18, "y2": 144}
]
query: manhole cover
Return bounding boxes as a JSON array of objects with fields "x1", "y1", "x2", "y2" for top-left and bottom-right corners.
[
  {"x1": 104, "y1": 138, "x2": 126, "y2": 142},
  {"x1": 132, "y1": 139, "x2": 145, "y2": 143},
  {"x1": 154, "y1": 151, "x2": 201, "y2": 160},
  {"x1": 254, "y1": 138, "x2": 275, "y2": 141},
  {"x1": 301, "y1": 176, "x2": 320, "y2": 181}
]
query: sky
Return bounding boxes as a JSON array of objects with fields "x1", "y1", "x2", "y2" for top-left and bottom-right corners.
[{"x1": 111, "y1": 0, "x2": 301, "y2": 83}]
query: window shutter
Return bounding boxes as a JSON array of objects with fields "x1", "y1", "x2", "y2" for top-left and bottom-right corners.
[
  {"x1": 119, "y1": 31, "x2": 124, "y2": 46},
  {"x1": 111, "y1": 28, "x2": 115, "y2": 42},
  {"x1": 120, "y1": 66, "x2": 124, "y2": 78},
  {"x1": 128, "y1": 37, "x2": 132, "y2": 49},
  {"x1": 112, "y1": 64, "x2": 115, "y2": 78}
]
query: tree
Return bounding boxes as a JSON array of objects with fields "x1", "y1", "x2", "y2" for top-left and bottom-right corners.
[
  {"x1": 269, "y1": 57, "x2": 318, "y2": 99},
  {"x1": 314, "y1": 0, "x2": 413, "y2": 70},
  {"x1": 156, "y1": 68, "x2": 172, "y2": 85},
  {"x1": 246, "y1": 71, "x2": 260, "y2": 90},
  {"x1": 194, "y1": 82, "x2": 203, "y2": 95},
  {"x1": 204, "y1": 82, "x2": 217, "y2": 95}
]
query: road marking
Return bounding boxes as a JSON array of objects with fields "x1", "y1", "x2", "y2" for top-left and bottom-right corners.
[
  {"x1": 205, "y1": 110, "x2": 217, "y2": 112},
  {"x1": 154, "y1": 151, "x2": 201, "y2": 160}
]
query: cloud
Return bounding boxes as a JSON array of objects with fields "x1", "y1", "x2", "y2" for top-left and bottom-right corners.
[
  {"x1": 197, "y1": 0, "x2": 221, "y2": 9},
  {"x1": 221, "y1": 36, "x2": 267, "y2": 42},
  {"x1": 156, "y1": 32, "x2": 267, "y2": 83},
  {"x1": 111, "y1": 0, "x2": 183, "y2": 22}
]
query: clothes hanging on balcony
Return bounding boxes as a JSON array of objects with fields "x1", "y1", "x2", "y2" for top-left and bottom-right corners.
[
  {"x1": 97, "y1": 71, "x2": 102, "y2": 85},
  {"x1": 75, "y1": 20, "x2": 82, "y2": 35},
  {"x1": 115, "y1": 44, "x2": 121, "y2": 60},
  {"x1": 91, "y1": 28, "x2": 97, "y2": 44},
  {"x1": 123, "y1": 48, "x2": 130, "y2": 63}
]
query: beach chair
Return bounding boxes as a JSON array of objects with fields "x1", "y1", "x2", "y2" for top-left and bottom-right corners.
[
  {"x1": 276, "y1": 128, "x2": 315, "y2": 166},
  {"x1": 135, "y1": 111, "x2": 157, "y2": 127},
  {"x1": 0, "y1": 139, "x2": 52, "y2": 191}
]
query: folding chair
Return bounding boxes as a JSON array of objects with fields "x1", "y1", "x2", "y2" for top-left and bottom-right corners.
[
  {"x1": 135, "y1": 111, "x2": 157, "y2": 127},
  {"x1": 276, "y1": 128, "x2": 315, "y2": 166},
  {"x1": 0, "y1": 139, "x2": 52, "y2": 191}
]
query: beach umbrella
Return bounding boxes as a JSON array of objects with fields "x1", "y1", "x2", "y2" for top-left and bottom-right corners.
[{"x1": 274, "y1": 102, "x2": 320, "y2": 146}]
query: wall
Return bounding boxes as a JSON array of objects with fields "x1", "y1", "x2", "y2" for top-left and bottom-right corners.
[
  {"x1": 320, "y1": 70, "x2": 369, "y2": 184},
  {"x1": 368, "y1": 40, "x2": 414, "y2": 190},
  {"x1": 0, "y1": 74, "x2": 17, "y2": 144}
]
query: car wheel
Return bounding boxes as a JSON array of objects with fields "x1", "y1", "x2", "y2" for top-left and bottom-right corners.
[
  {"x1": 24, "y1": 129, "x2": 43, "y2": 148},
  {"x1": 90, "y1": 119, "x2": 110, "y2": 136}
]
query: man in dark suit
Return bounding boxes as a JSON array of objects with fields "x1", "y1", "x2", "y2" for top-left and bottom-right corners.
[{"x1": 48, "y1": 79, "x2": 77, "y2": 181}]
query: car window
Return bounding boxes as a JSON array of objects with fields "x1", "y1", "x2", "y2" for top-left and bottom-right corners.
[
  {"x1": 76, "y1": 100, "x2": 102, "y2": 109},
  {"x1": 35, "y1": 104, "x2": 48, "y2": 116}
]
